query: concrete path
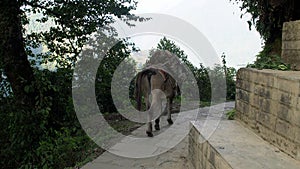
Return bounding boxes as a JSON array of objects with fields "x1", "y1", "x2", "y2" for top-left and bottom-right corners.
[
  {"x1": 190, "y1": 120, "x2": 300, "y2": 169},
  {"x1": 82, "y1": 102, "x2": 235, "y2": 169}
]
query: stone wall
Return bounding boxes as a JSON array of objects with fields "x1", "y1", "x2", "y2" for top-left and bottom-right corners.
[
  {"x1": 282, "y1": 20, "x2": 300, "y2": 70},
  {"x1": 236, "y1": 68, "x2": 300, "y2": 160},
  {"x1": 189, "y1": 120, "x2": 300, "y2": 169},
  {"x1": 188, "y1": 124, "x2": 232, "y2": 169}
]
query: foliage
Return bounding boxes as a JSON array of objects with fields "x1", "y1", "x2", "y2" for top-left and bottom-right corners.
[
  {"x1": 96, "y1": 41, "x2": 138, "y2": 113},
  {"x1": 226, "y1": 66, "x2": 237, "y2": 100},
  {"x1": 247, "y1": 44, "x2": 290, "y2": 70},
  {"x1": 0, "y1": 0, "x2": 140, "y2": 168},
  {"x1": 194, "y1": 63, "x2": 211, "y2": 102},
  {"x1": 231, "y1": 0, "x2": 300, "y2": 45},
  {"x1": 36, "y1": 127, "x2": 97, "y2": 168},
  {"x1": 231, "y1": 0, "x2": 299, "y2": 70},
  {"x1": 22, "y1": 0, "x2": 140, "y2": 68},
  {"x1": 0, "y1": 68, "x2": 100, "y2": 168},
  {"x1": 226, "y1": 109, "x2": 236, "y2": 120},
  {"x1": 157, "y1": 37, "x2": 196, "y2": 72},
  {"x1": 156, "y1": 37, "x2": 236, "y2": 102},
  {"x1": 221, "y1": 53, "x2": 237, "y2": 100}
]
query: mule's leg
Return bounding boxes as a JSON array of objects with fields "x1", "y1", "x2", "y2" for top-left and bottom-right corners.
[
  {"x1": 146, "y1": 112, "x2": 153, "y2": 137},
  {"x1": 145, "y1": 93, "x2": 153, "y2": 137},
  {"x1": 147, "y1": 90, "x2": 163, "y2": 137},
  {"x1": 167, "y1": 98, "x2": 173, "y2": 125},
  {"x1": 146, "y1": 105, "x2": 153, "y2": 137},
  {"x1": 146, "y1": 122, "x2": 153, "y2": 137},
  {"x1": 154, "y1": 118, "x2": 160, "y2": 130},
  {"x1": 154, "y1": 100, "x2": 165, "y2": 130}
]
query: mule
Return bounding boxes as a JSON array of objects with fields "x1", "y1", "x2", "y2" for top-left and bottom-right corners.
[{"x1": 135, "y1": 68, "x2": 177, "y2": 137}]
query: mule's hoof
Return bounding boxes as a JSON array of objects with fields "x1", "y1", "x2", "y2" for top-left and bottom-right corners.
[
  {"x1": 146, "y1": 131, "x2": 153, "y2": 137},
  {"x1": 167, "y1": 119, "x2": 173, "y2": 125},
  {"x1": 155, "y1": 124, "x2": 160, "y2": 131}
]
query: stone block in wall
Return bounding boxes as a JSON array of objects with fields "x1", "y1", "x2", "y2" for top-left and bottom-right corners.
[
  {"x1": 256, "y1": 123, "x2": 277, "y2": 144},
  {"x1": 269, "y1": 100, "x2": 279, "y2": 116},
  {"x1": 277, "y1": 103, "x2": 293, "y2": 123},
  {"x1": 282, "y1": 41, "x2": 300, "y2": 50},
  {"x1": 236, "y1": 68, "x2": 251, "y2": 81},
  {"x1": 252, "y1": 70, "x2": 275, "y2": 87},
  {"x1": 295, "y1": 126, "x2": 300, "y2": 144},
  {"x1": 275, "y1": 119, "x2": 295, "y2": 141},
  {"x1": 282, "y1": 50, "x2": 300, "y2": 67},
  {"x1": 282, "y1": 20, "x2": 300, "y2": 32},
  {"x1": 236, "y1": 89, "x2": 250, "y2": 103},
  {"x1": 292, "y1": 106, "x2": 300, "y2": 127},
  {"x1": 235, "y1": 100, "x2": 249, "y2": 116},
  {"x1": 236, "y1": 79, "x2": 253, "y2": 92},
  {"x1": 254, "y1": 84, "x2": 272, "y2": 99},
  {"x1": 258, "y1": 97, "x2": 271, "y2": 113},
  {"x1": 250, "y1": 94, "x2": 259, "y2": 108},
  {"x1": 282, "y1": 30, "x2": 300, "y2": 41},
  {"x1": 282, "y1": 20, "x2": 300, "y2": 70},
  {"x1": 256, "y1": 111, "x2": 277, "y2": 130},
  {"x1": 248, "y1": 106, "x2": 258, "y2": 121},
  {"x1": 277, "y1": 91, "x2": 297, "y2": 107},
  {"x1": 275, "y1": 76, "x2": 300, "y2": 95}
]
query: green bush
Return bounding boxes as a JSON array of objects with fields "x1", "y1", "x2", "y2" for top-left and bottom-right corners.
[
  {"x1": 0, "y1": 68, "x2": 97, "y2": 169},
  {"x1": 247, "y1": 45, "x2": 290, "y2": 70},
  {"x1": 36, "y1": 128, "x2": 95, "y2": 168}
]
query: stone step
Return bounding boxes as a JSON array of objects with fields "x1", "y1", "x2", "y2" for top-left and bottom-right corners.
[{"x1": 189, "y1": 120, "x2": 300, "y2": 169}]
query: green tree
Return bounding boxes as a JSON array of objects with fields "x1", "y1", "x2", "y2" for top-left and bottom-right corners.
[
  {"x1": 156, "y1": 38, "x2": 236, "y2": 102},
  {"x1": 0, "y1": 0, "x2": 140, "y2": 168},
  {"x1": 157, "y1": 37, "x2": 196, "y2": 72},
  {"x1": 96, "y1": 41, "x2": 137, "y2": 113},
  {"x1": 156, "y1": 37, "x2": 209, "y2": 101},
  {"x1": 194, "y1": 63, "x2": 211, "y2": 102},
  {"x1": 231, "y1": 0, "x2": 300, "y2": 55},
  {"x1": 231, "y1": 0, "x2": 300, "y2": 69},
  {"x1": 221, "y1": 53, "x2": 236, "y2": 100},
  {"x1": 156, "y1": 37, "x2": 201, "y2": 100},
  {"x1": 0, "y1": 0, "x2": 139, "y2": 106}
]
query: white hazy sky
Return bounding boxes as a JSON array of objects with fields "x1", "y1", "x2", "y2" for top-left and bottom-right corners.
[{"x1": 127, "y1": 0, "x2": 263, "y2": 68}]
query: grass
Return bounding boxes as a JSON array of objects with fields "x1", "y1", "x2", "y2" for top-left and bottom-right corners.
[{"x1": 226, "y1": 109, "x2": 236, "y2": 120}]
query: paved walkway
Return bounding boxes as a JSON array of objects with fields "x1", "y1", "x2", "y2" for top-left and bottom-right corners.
[{"x1": 82, "y1": 102, "x2": 235, "y2": 169}]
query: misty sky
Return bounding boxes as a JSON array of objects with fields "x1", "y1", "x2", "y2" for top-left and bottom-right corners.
[{"x1": 128, "y1": 0, "x2": 263, "y2": 68}]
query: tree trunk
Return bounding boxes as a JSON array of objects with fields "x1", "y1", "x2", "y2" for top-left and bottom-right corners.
[{"x1": 0, "y1": 0, "x2": 35, "y2": 106}]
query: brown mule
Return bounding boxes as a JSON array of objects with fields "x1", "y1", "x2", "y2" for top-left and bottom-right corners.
[{"x1": 135, "y1": 68, "x2": 177, "y2": 137}]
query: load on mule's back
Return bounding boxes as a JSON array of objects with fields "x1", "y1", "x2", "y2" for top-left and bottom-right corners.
[{"x1": 134, "y1": 50, "x2": 182, "y2": 137}]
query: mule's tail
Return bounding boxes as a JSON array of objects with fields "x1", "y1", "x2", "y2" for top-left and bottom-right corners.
[
  {"x1": 135, "y1": 71, "x2": 143, "y2": 111},
  {"x1": 134, "y1": 69, "x2": 156, "y2": 111}
]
